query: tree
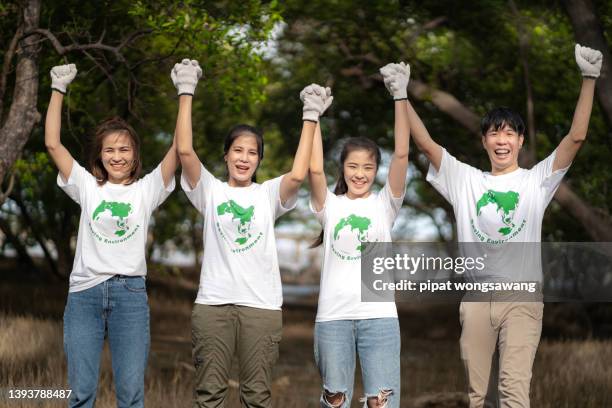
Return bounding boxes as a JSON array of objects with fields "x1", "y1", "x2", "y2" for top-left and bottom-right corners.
[
  {"x1": 0, "y1": 0, "x2": 41, "y2": 200},
  {"x1": 0, "y1": 0, "x2": 282, "y2": 276},
  {"x1": 262, "y1": 0, "x2": 612, "y2": 241},
  {"x1": 563, "y1": 0, "x2": 612, "y2": 126}
]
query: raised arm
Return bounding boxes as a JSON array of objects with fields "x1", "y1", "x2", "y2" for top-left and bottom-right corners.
[
  {"x1": 279, "y1": 120, "x2": 315, "y2": 205},
  {"x1": 387, "y1": 99, "x2": 410, "y2": 197},
  {"x1": 158, "y1": 132, "x2": 179, "y2": 188},
  {"x1": 308, "y1": 121, "x2": 327, "y2": 212},
  {"x1": 45, "y1": 64, "x2": 78, "y2": 181},
  {"x1": 172, "y1": 59, "x2": 203, "y2": 188},
  {"x1": 380, "y1": 62, "x2": 442, "y2": 172},
  {"x1": 553, "y1": 44, "x2": 602, "y2": 172},
  {"x1": 380, "y1": 62, "x2": 411, "y2": 197},
  {"x1": 405, "y1": 100, "x2": 442, "y2": 172},
  {"x1": 280, "y1": 84, "x2": 332, "y2": 206}
]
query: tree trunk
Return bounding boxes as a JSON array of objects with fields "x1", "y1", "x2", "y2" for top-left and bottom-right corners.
[
  {"x1": 563, "y1": 0, "x2": 612, "y2": 127},
  {"x1": 0, "y1": 217, "x2": 38, "y2": 272},
  {"x1": 11, "y1": 193, "x2": 62, "y2": 278},
  {"x1": 55, "y1": 238, "x2": 72, "y2": 279},
  {"x1": 407, "y1": 79, "x2": 612, "y2": 241},
  {"x1": 0, "y1": 0, "x2": 42, "y2": 200}
]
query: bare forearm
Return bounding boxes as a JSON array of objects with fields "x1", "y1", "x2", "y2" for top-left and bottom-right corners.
[
  {"x1": 176, "y1": 95, "x2": 201, "y2": 187},
  {"x1": 387, "y1": 100, "x2": 410, "y2": 197},
  {"x1": 309, "y1": 122, "x2": 325, "y2": 175},
  {"x1": 309, "y1": 122, "x2": 327, "y2": 211},
  {"x1": 568, "y1": 79, "x2": 596, "y2": 142},
  {"x1": 176, "y1": 96, "x2": 194, "y2": 155},
  {"x1": 553, "y1": 79, "x2": 596, "y2": 171},
  {"x1": 45, "y1": 91, "x2": 75, "y2": 179},
  {"x1": 406, "y1": 99, "x2": 442, "y2": 170},
  {"x1": 160, "y1": 136, "x2": 179, "y2": 187},
  {"x1": 280, "y1": 120, "x2": 316, "y2": 204},
  {"x1": 45, "y1": 91, "x2": 64, "y2": 150},
  {"x1": 289, "y1": 121, "x2": 316, "y2": 182},
  {"x1": 394, "y1": 99, "x2": 409, "y2": 159}
]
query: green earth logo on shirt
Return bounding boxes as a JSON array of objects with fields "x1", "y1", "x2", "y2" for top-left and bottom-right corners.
[
  {"x1": 89, "y1": 200, "x2": 139, "y2": 244},
  {"x1": 471, "y1": 190, "x2": 526, "y2": 243},
  {"x1": 331, "y1": 214, "x2": 373, "y2": 261},
  {"x1": 216, "y1": 200, "x2": 263, "y2": 253}
]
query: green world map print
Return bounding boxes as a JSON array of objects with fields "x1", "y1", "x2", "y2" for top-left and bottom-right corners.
[
  {"x1": 471, "y1": 190, "x2": 526, "y2": 243},
  {"x1": 331, "y1": 214, "x2": 373, "y2": 261},
  {"x1": 216, "y1": 200, "x2": 262, "y2": 252},
  {"x1": 89, "y1": 200, "x2": 140, "y2": 244}
]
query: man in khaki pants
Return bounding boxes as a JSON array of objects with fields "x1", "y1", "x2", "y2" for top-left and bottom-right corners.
[
  {"x1": 380, "y1": 44, "x2": 602, "y2": 407},
  {"x1": 460, "y1": 300, "x2": 543, "y2": 407}
]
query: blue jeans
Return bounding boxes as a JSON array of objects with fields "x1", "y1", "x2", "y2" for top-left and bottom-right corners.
[
  {"x1": 63, "y1": 276, "x2": 150, "y2": 408},
  {"x1": 314, "y1": 318, "x2": 401, "y2": 408}
]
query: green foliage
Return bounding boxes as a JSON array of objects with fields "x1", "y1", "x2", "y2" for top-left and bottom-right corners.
[
  {"x1": 1, "y1": 0, "x2": 283, "y2": 271},
  {"x1": 263, "y1": 0, "x2": 611, "y2": 241},
  {"x1": 2, "y1": 0, "x2": 611, "y2": 270}
]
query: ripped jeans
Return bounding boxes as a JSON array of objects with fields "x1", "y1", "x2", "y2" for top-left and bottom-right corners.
[{"x1": 314, "y1": 318, "x2": 401, "y2": 408}]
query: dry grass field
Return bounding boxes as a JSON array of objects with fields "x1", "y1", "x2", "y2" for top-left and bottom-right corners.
[{"x1": 1, "y1": 260, "x2": 611, "y2": 407}]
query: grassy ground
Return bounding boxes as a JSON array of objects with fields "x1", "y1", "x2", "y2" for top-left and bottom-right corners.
[{"x1": 1, "y1": 260, "x2": 611, "y2": 407}]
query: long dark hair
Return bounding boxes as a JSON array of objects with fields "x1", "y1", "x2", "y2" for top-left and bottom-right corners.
[
  {"x1": 89, "y1": 116, "x2": 141, "y2": 186},
  {"x1": 311, "y1": 137, "x2": 381, "y2": 247},
  {"x1": 223, "y1": 124, "x2": 264, "y2": 183}
]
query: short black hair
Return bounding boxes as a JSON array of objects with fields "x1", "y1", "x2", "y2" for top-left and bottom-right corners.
[{"x1": 480, "y1": 107, "x2": 525, "y2": 136}]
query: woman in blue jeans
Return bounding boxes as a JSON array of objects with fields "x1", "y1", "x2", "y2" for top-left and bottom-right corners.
[
  {"x1": 46, "y1": 63, "x2": 179, "y2": 407},
  {"x1": 307, "y1": 62, "x2": 411, "y2": 408}
]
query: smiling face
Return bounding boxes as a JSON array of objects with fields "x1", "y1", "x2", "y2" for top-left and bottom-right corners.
[
  {"x1": 100, "y1": 131, "x2": 135, "y2": 184},
  {"x1": 224, "y1": 133, "x2": 260, "y2": 187},
  {"x1": 482, "y1": 123, "x2": 524, "y2": 175},
  {"x1": 343, "y1": 149, "x2": 378, "y2": 199}
]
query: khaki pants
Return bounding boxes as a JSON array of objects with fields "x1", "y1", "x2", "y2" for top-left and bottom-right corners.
[
  {"x1": 191, "y1": 304, "x2": 282, "y2": 408},
  {"x1": 459, "y1": 301, "x2": 543, "y2": 408}
]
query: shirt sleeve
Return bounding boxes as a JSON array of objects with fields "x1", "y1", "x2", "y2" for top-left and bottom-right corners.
[
  {"x1": 139, "y1": 164, "x2": 176, "y2": 215},
  {"x1": 426, "y1": 148, "x2": 479, "y2": 206},
  {"x1": 56, "y1": 160, "x2": 94, "y2": 205},
  {"x1": 378, "y1": 179, "x2": 405, "y2": 226},
  {"x1": 263, "y1": 175, "x2": 298, "y2": 220},
  {"x1": 530, "y1": 149, "x2": 570, "y2": 207},
  {"x1": 180, "y1": 163, "x2": 218, "y2": 214},
  {"x1": 309, "y1": 188, "x2": 335, "y2": 227}
]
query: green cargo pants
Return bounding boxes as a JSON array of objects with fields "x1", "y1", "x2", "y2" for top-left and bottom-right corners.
[{"x1": 191, "y1": 304, "x2": 282, "y2": 408}]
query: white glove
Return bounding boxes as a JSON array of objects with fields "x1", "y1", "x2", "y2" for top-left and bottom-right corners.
[
  {"x1": 575, "y1": 44, "x2": 603, "y2": 79},
  {"x1": 300, "y1": 84, "x2": 333, "y2": 122},
  {"x1": 379, "y1": 62, "x2": 410, "y2": 100},
  {"x1": 50, "y1": 64, "x2": 77, "y2": 94},
  {"x1": 171, "y1": 59, "x2": 203, "y2": 95},
  {"x1": 321, "y1": 87, "x2": 333, "y2": 113}
]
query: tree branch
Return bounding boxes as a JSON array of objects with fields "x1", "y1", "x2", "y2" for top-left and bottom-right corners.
[
  {"x1": 407, "y1": 16, "x2": 447, "y2": 47},
  {"x1": 341, "y1": 63, "x2": 612, "y2": 241},
  {"x1": 0, "y1": 168, "x2": 16, "y2": 203},
  {"x1": 0, "y1": 25, "x2": 23, "y2": 119},
  {"x1": 22, "y1": 28, "x2": 153, "y2": 62},
  {"x1": 408, "y1": 79, "x2": 481, "y2": 134},
  {"x1": 10, "y1": 191, "x2": 61, "y2": 278},
  {"x1": 563, "y1": 0, "x2": 612, "y2": 130}
]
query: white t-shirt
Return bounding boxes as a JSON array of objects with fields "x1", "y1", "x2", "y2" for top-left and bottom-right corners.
[
  {"x1": 181, "y1": 165, "x2": 297, "y2": 311},
  {"x1": 58, "y1": 160, "x2": 175, "y2": 292},
  {"x1": 427, "y1": 148, "x2": 569, "y2": 281},
  {"x1": 311, "y1": 182, "x2": 405, "y2": 322}
]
